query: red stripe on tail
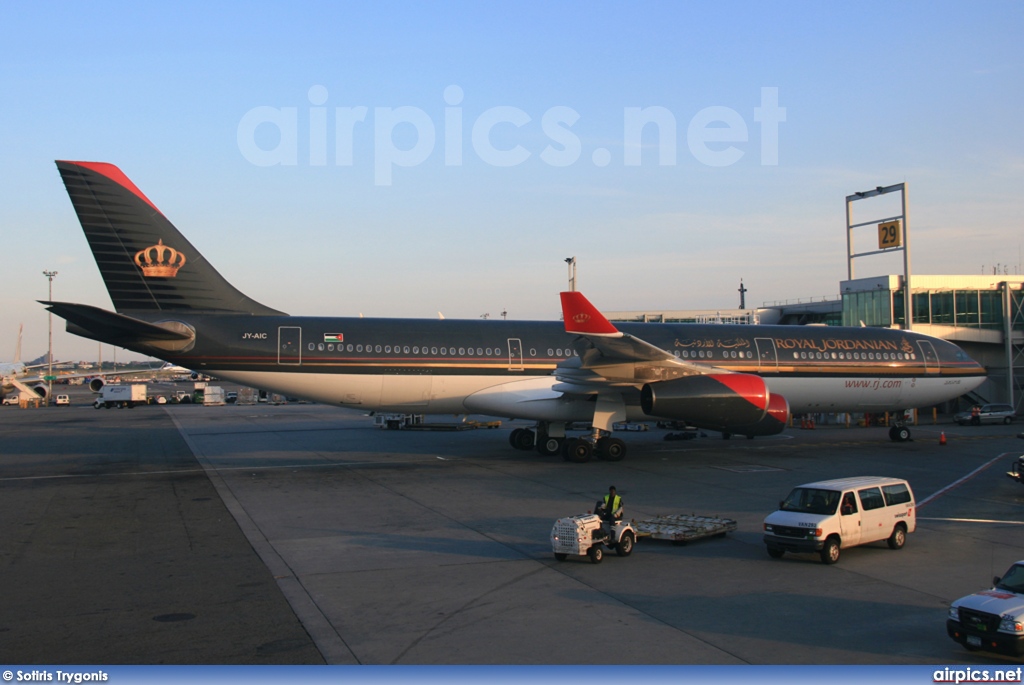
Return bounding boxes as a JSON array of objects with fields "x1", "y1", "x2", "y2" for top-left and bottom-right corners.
[{"x1": 57, "y1": 161, "x2": 164, "y2": 216}]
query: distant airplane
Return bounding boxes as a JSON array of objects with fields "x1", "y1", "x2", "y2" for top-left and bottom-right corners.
[
  {"x1": 42, "y1": 161, "x2": 987, "y2": 459},
  {"x1": 0, "y1": 325, "x2": 155, "y2": 401}
]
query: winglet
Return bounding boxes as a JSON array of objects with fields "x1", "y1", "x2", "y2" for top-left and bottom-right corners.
[{"x1": 560, "y1": 292, "x2": 621, "y2": 336}]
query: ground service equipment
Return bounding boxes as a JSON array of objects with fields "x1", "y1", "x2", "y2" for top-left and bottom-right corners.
[
  {"x1": 94, "y1": 383, "x2": 147, "y2": 409},
  {"x1": 550, "y1": 514, "x2": 637, "y2": 564}
]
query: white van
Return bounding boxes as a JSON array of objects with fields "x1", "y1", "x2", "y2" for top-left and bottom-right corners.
[{"x1": 763, "y1": 476, "x2": 915, "y2": 564}]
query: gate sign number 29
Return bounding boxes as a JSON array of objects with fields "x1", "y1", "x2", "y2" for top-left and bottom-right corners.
[{"x1": 878, "y1": 220, "x2": 902, "y2": 249}]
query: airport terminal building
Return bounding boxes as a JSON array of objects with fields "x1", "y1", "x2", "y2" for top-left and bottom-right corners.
[{"x1": 607, "y1": 274, "x2": 1024, "y2": 411}]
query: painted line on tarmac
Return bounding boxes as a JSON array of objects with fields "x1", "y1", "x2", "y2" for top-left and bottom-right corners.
[
  {"x1": 917, "y1": 452, "x2": 1011, "y2": 509},
  {"x1": 919, "y1": 517, "x2": 1024, "y2": 525},
  {"x1": 0, "y1": 457, "x2": 447, "y2": 483},
  {"x1": 165, "y1": 408, "x2": 361, "y2": 665}
]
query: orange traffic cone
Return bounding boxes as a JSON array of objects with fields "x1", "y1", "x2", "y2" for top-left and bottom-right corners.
[{"x1": 939, "y1": 432, "x2": 947, "y2": 446}]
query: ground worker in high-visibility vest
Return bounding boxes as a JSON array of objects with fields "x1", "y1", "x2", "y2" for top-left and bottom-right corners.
[{"x1": 597, "y1": 485, "x2": 623, "y2": 522}]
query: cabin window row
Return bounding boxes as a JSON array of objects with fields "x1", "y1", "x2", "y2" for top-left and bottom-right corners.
[
  {"x1": 308, "y1": 343, "x2": 506, "y2": 357},
  {"x1": 791, "y1": 351, "x2": 916, "y2": 361},
  {"x1": 673, "y1": 350, "x2": 752, "y2": 359}
]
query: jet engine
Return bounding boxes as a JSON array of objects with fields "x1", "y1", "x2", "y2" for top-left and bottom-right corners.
[
  {"x1": 88, "y1": 377, "x2": 105, "y2": 392},
  {"x1": 724, "y1": 392, "x2": 791, "y2": 437},
  {"x1": 640, "y1": 373, "x2": 789, "y2": 436}
]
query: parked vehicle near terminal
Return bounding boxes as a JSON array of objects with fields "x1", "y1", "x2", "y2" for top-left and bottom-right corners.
[
  {"x1": 955, "y1": 403, "x2": 1016, "y2": 426},
  {"x1": 54, "y1": 394, "x2": 70, "y2": 406},
  {"x1": 3, "y1": 395, "x2": 21, "y2": 406},
  {"x1": 947, "y1": 560, "x2": 1024, "y2": 656},
  {"x1": 1007, "y1": 455, "x2": 1024, "y2": 485},
  {"x1": 201, "y1": 386, "x2": 226, "y2": 406},
  {"x1": 763, "y1": 476, "x2": 915, "y2": 564},
  {"x1": 94, "y1": 383, "x2": 147, "y2": 409}
]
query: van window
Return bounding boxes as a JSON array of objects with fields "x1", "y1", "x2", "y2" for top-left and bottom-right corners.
[
  {"x1": 858, "y1": 487, "x2": 885, "y2": 511},
  {"x1": 882, "y1": 483, "x2": 912, "y2": 506},
  {"x1": 841, "y1": 492, "x2": 858, "y2": 514},
  {"x1": 781, "y1": 488, "x2": 841, "y2": 515}
]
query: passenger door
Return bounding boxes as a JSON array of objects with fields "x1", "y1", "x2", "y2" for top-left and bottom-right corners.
[
  {"x1": 857, "y1": 487, "x2": 889, "y2": 543},
  {"x1": 507, "y1": 338, "x2": 523, "y2": 371},
  {"x1": 755, "y1": 338, "x2": 778, "y2": 373},
  {"x1": 278, "y1": 326, "x2": 302, "y2": 365},
  {"x1": 916, "y1": 340, "x2": 940, "y2": 374},
  {"x1": 838, "y1": 491, "x2": 862, "y2": 547}
]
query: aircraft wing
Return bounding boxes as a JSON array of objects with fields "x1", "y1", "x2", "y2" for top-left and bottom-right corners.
[
  {"x1": 556, "y1": 292, "x2": 787, "y2": 437},
  {"x1": 558, "y1": 291, "x2": 725, "y2": 386}
]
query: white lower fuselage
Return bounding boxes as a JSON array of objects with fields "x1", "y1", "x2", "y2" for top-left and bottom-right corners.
[{"x1": 215, "y1": 369, "x2": 985, "y2": 422}]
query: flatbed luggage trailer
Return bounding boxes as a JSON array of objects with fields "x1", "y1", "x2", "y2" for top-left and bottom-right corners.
[
  {"x1": 550, "y1": 513, "x2": 736, "y2": 563},
  {"x1": 633, "y1": 514, "x2": 738, "y2": 544}
]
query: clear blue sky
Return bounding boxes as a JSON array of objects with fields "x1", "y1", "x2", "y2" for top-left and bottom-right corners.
[{"x1": 2, "y1": 1, "x2": 1022, "y2": 360}]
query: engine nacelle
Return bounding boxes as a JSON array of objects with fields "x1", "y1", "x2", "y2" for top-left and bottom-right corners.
[
  {"x1": 725, "y1": 392, "x2": 791, "y2": 437},
  {"x1": 640, "y1": 373, "x2": 771, "y2": 432},
  {"x1": 88, "y1": 377, "x2": 105, "y2": 392}
]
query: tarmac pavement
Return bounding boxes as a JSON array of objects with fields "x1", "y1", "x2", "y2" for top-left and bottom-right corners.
[{"x1": 3, "y1": 388, "x2": 1024, "y2": 665}]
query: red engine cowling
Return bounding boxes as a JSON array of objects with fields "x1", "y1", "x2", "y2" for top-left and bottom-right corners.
[
  {"x1": 640, "y1": 373, "x2": 770, "y2": 430},
  {"x1": 726, "y1": 392, "x2": 791, "y2": 437}
]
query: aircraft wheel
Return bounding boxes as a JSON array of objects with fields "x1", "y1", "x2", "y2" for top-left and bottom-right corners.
[
  {"x1": 510, "y1": 428, "x2": 535, "y2": 451},
  {"x1": 888, "y1": 425, "x2": 910, "y2": 442},
  {"x1": 598, "y1": 437, "x2": 627, "y2": 462},
  {"x1": 564, "y1": 438, "x2": 592, "y2": 463},
  {"x1": 537, "y1": 437, "x2": 562, "y2": 456}
]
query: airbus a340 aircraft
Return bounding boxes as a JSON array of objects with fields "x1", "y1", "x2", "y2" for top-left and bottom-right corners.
[{"x1": 43, "y1": 161, "x2": 987, "y2": 461}]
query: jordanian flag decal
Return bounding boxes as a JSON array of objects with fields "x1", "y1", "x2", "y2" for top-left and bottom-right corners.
[{"x1": 324, "y1": 333, "x2": 344, "y2": 343}]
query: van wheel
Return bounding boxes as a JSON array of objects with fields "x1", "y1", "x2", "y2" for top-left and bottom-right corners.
[
  {"x1": 767, "y1": 547, "x2": 785, "y2": 559},
  {"x1": 887, "y1": 524, "x2": 907, "y2": 550},
  {"x1": 820, "y1": 537, "x2": 840, "y2": 564}
]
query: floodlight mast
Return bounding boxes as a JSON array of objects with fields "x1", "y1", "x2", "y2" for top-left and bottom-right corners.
[{"x1": 845, "y1": 183, "x2": 910, "y2": 330}]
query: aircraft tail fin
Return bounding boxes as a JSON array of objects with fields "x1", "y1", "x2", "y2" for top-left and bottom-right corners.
[{"x1": 55, "y1": 161, "x2": 284, "y2": 316}]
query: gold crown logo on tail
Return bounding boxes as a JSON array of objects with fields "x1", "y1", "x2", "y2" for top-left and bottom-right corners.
[{"x1": 134, "y1": 239, "x2": 186, "y2": 278}]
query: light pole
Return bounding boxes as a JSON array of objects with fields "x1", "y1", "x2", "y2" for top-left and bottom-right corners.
[
  {"x1": 43, "y1": 270, "x2": 58, "y2": 405},
  {"x1": 564, "y1": 257, "x2": 576, "y2": 292}
]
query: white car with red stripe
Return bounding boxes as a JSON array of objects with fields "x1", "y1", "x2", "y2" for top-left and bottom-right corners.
[{"x1": 947, "y1": 561, "x2": 1024, "y2": 656}]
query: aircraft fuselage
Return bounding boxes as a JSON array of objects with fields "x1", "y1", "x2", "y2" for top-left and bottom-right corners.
[{"x1": 134, "y1": 312, "x2": 985, "y2": 419}]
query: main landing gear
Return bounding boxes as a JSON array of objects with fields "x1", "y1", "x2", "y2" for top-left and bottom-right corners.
[
  {"x1": 509, "y1": 425, "x2": 628, "y2": 463},
  {"x1": 888, "y1": 421, "x2": 912, "y2": 442}
]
